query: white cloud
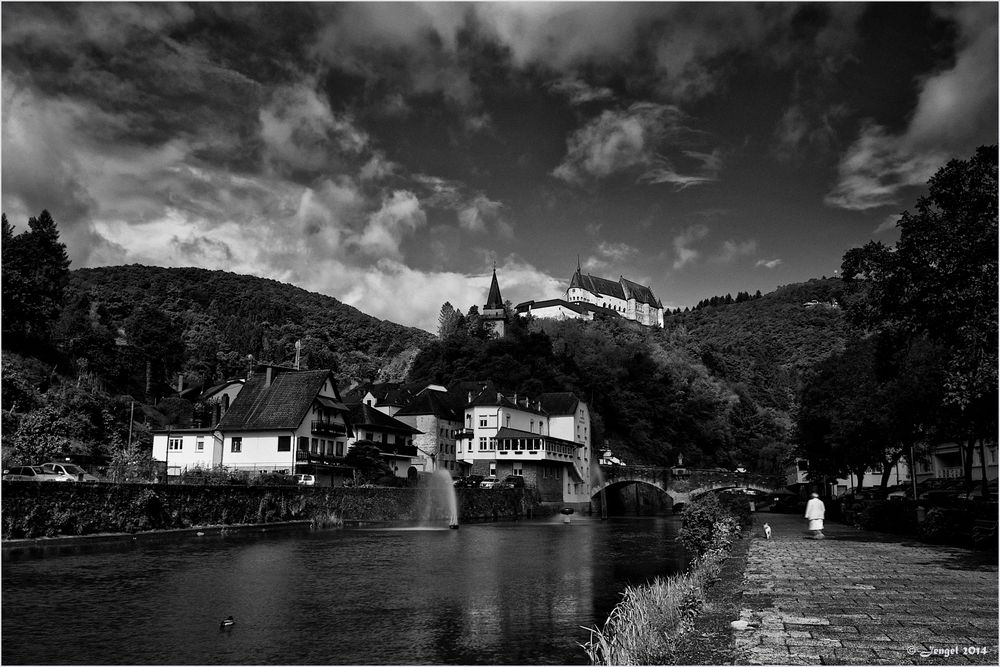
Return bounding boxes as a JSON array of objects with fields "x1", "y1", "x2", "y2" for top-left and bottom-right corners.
[
  {"x1": 672, "y1": 224, "x2": 709, "y2": 270},
  {"x1": 458, "y1": 194, "x2": 504, "y2": 234},
  {"x1": 259, "y1": 82, "x2": 367, "y2": 175},
  {"x1": 755, "y1": 258, "x2": 782, "y2": 269},
  {"x1": 353, "y1": 190, "x2": 426, "y2": 259},
  {"x1": 548, "y1": 78, "x2": 616, "y2": 105},
  {"x1": 826, "y1": 5, "x2": 997, "y2": 210},
  {"x1": 874, "y1": 214, "x2": 902, "y2": 235},
  {"x1": 715, "y1": 239, "x2": 758, "y2": 263}
]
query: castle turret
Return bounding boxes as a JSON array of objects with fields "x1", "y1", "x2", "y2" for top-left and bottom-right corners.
[{"x1": 482, "y1": 266, "x2": 507, "y2": 338}]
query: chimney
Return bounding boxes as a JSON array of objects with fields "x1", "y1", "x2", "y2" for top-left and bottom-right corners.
[{"x1": 265, "y1": 366, "x2": 274, "y2": 387}]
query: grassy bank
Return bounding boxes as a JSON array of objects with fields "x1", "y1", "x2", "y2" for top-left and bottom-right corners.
[{"x1": 582, "y1": 493, "x2": 750, "y2": 665}]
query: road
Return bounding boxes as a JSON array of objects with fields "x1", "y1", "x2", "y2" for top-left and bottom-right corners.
[{"x1": 735, "y1": 511, "x2": 998, "y2": 665}]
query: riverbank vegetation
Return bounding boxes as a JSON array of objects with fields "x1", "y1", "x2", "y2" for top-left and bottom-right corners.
[{"x1": 582, "y1": 493, "x2": 750, "y2": 665}]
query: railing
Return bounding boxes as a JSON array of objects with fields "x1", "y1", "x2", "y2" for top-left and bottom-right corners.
[
  {"x1": 453, "y1": 428, "x2": 475, "y2": 440},
  {"x1": 296, "y1": 449, "x2": 348, "y2": 465},
  {"x1": 311, "y1": 421, "x2": 347, "y2": 436}
]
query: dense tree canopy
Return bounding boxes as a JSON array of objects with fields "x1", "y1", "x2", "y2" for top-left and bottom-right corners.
[
  {"x1": 842, "y1": 145, "x2": 998, "y2": 486},
  {"x1": 1, "y1": 210, "x2": 71, "y2": 350}
]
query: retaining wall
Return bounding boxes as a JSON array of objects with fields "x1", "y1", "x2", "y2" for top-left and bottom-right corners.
[{"x1": 0, "y1": 481, "x2": 538, "y2": 540}]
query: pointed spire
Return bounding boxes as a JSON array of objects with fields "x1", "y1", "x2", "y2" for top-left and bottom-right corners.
[{"x1": 485, "y1": 266, "x2": 504, "y2": 310}]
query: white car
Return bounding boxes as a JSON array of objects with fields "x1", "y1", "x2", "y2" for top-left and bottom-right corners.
[
  {"x1": 295, "y1": 474, "x2": 316, "y2": 486},
  {"x1": 2, "y1": 465, "x2": 61, "y2": 482},
  {"x1": 480, "y1": 475, "x2": 499, "y2": 489},
  {"x1": 42, "y1": 462, "x2": 100, "y2": 482}
]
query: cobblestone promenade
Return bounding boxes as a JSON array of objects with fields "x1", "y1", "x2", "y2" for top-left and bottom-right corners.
[{"x1": 734, "y1": 512, "x2": 998, "y2": 665}]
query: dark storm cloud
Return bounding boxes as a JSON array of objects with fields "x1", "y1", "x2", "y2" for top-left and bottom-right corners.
[{"x1": 2, "y1": 2, "x2": 995, "y2": 331}]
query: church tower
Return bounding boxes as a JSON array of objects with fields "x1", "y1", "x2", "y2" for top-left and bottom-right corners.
[{"x1": 482, "y1": 265, "x2": 507, "y2": 338}]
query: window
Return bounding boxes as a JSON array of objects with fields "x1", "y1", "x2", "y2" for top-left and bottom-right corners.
[
  {"x1": 231, "y1": 437, "x2": 242, "y2": 453},
  {"x1": 366, "y1": 431, "x2": 375, "y2": 442},
  {"x1": 277, "y1": 436, "x2": 291, "y2": 452},
  {"x1": 336, "y1": 441, "x2": 344, "y2": 457},
  {"x1": 513, "y1": 465, "x2": 523, "y2": 476},
  {"x1": 480, "y1": 418, "x2": 488, "y2": 427},
  {"x1": 311, "y1": 438, "x2": 319, "y2": 453},
  {"x1": 196, "y1": 438, "x2": 204, "y2": 451},
  {"x1": 479, "y1": 437, "x2": 487, "y2": 451},
  {"x1": 168, "y1": 437, "x2": 182, "y2": 451},
  {"x1": 489, "y1": 463, "x2": 496, "y2": 476},
  {"x1": 530, "y1": 420, "x2": 534, "y2": 432}
]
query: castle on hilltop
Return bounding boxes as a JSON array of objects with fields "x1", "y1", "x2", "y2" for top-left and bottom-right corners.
[{"x1": 514, "y1": 260, "x2": 665, "y2": 328}]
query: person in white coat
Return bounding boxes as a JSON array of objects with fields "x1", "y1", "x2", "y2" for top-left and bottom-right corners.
[{"x1": 804, "y1": 492, "x2": 826, "y2": 539}]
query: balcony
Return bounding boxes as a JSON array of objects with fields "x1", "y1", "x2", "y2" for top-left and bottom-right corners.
[
  {"x1": 311, "y1": 421, "x2": 347, "y2": 436},
  {"x1": 296, "y1": 449, "x2": 348, "y2": 465},
  {"x1": 454, "y1": 428, "x2": 475, "y2": 440}
]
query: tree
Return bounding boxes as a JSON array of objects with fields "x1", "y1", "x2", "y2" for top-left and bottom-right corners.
[
  {"x1": 1, "y1": 210, "x2": 72, "y2": 348},
  {"x1": 437, "y1": 302, "x2": 463, "y2": 339},
  {"x1": 842, "y1": 146, "x2": 998, "y2": 489}
]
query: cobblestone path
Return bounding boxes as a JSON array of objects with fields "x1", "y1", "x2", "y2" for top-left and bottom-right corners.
[{"x1": 734, "y1": 512, "x2": 998, "y2": 665}]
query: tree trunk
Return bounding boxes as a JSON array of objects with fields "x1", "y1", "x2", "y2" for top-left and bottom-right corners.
[
  {"x1": 962, "y1": 436, "x2": 976, "y2": 488},
  {"x1": 979, "y1": 439, "x2": 991, "y2": 495}
]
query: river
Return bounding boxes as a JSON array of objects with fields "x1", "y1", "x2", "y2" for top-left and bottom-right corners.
[{"x1": 2, "y1": 514, "x2": 686, "y2": 665}]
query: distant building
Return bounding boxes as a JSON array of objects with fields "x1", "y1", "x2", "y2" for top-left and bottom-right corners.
[
  {"x1": 515, "y1": 261, "x2": 665, "y2": 328},
  {"x1": 346, "y1": 403, "x2": 421, "y2": 478},
  {"x1": 482, "y1": 266, "x2": 508, "y2": 338},
  {"x1": 394, "y1": 386, "x2": 462, "y2": 474}
]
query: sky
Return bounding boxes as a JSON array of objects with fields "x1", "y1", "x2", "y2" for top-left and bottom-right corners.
[{"x1": 2, "y1": 2, "x2": 997, "y2": 333}]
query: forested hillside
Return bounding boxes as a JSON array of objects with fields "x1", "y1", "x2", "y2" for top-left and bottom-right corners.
[
  {"x1": 663, "y1": 277, "x2": 850, "y2": 412},
  {"x1": 407, "y1": 280, "x2": 851, "y2": 471},
  {"x1": 65, "y1": 265, "x2": 432, "y2": 395}
]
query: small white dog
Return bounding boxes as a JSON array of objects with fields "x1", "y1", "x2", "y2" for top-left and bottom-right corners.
[{"x1": 763, "y1": 523, "x2": 772, "y2": 540}]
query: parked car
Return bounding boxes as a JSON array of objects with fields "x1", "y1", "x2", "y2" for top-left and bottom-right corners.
[
  {"x1": 480, "y1": 475, "x2": 499, "y2": 489},
  {"x1": 295, "y1": 474, "x2": 316, "y2": 486},
  {"x1": 955, "y1": 479, "x2": 998, "y2": 503},
  {"x1": 41, "y1": 462, "x2": 100, "y2": 482},
  {"x1": 501, "y1": 474, "x2": 526, "y2": 489},
  {"x1": 453, "y1": 475, "x2": 483, "y2": 488},
  {"x1": 918, "y1": 478, "x2": 967, "y2": 503},
  {"x1": 2, "y1": 465, "x2": 61, "y2": 482}
]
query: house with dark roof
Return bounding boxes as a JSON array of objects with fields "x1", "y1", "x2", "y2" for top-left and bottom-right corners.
[
  {"x1": 565, "y1": 262, "x2": 664, "y2": 327},
  {"x1": 347, "y1": 403, "x2": 422, "y2": 477},
  {"x1": 453, "y1": 382, "x2": 592, "y2": 507},
  {"x1": 342, "y1": 382, "x2": 416, "y2": 417},
  {"x1": 394, "y1": 386, "x2": 462, "y2": 474},
  {"x1": 152, "y1": 364, "x2": 354, "y2": 485}
]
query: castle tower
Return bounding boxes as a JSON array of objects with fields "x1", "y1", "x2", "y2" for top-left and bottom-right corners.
[{"x1": 482, "y1": 265, "x2": 507, "y2": 338}]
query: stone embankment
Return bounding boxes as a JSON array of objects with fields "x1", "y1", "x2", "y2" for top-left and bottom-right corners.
[
  {"x1": 734, "y1": 513, "x2": 998, "y2": 665},
  {"x1": 1, "y1": 481, "x2": 537, "y2": 541}
]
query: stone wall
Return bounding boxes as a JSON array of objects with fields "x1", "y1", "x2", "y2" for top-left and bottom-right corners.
[{"x1": 1, "y1": 481, "x2": 538, "y2": 540}]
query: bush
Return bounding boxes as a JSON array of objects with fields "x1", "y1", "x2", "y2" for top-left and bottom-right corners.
[
  {"x1": 716, "y1": 491, "x2": 753, "y2": 528},
  {"x1": 679, "y1": 492, "x2": 744, "y2": 556}
]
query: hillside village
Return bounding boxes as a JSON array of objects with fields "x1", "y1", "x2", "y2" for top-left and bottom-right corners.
[{"x1": 152, "y1": 273, "x2": 598, "y2": 508}]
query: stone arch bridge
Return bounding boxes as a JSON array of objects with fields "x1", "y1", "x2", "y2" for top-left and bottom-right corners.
[{"x1": 593, "y1": 465, "x2": 787, "y2": 507}]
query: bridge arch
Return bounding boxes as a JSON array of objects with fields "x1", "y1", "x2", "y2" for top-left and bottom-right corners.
[{"x1": 591, "y1": 466, "x2": 787, "y2": 509}]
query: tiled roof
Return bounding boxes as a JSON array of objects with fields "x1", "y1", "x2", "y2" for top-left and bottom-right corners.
[
  {"x1": 342, "y1": 382, "x2": 414, "y2": 406},
  {"x1": 621, "y1": 277, "x2": 661, "y2": 307},
  {"x1": 570, "y1": 269, "x2": 627, "y2": 300},
  {"x1": 539, "y1": 392, "x2": 579, "y2": 415},
  {"x1": 485, "y1": 269, "x2": 504, "y2": 310},
  {"x1": 349, "y1": 403, "x2": 421, "y2": 434},
  {"x1": 394, "y1": 389, "x2": 461, "y2": 421},
  {"x1": 217, "y1": 368, "x2": 334, "y2": 431}
]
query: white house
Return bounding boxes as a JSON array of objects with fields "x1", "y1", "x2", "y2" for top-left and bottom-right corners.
[
  {"x1": 394, "y1": 386, "x2": 461, "y2": 474},
  {"x1": 454, "y1": 381, "x2": 592, "y2": 507},
  {"x1": 154, "y1": 365, "x2": 354, "y2": 486},
  {"x1": 346, "y1": 403, "x2": 421, "y2": 478}
]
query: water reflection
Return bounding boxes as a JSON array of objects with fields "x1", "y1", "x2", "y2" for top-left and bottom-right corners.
[{"x1": 2, "y1": 516, "x2": 685, "y2": 665}]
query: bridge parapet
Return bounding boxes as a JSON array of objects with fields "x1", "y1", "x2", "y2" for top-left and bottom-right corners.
[{"x1": 594, "y1": 465, "x2": 786, "y2": 498}]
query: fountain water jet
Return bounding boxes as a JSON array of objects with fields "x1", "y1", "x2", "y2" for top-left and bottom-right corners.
[{"x1": 423, "y1": 469, "x2": 459, "y2": 529}]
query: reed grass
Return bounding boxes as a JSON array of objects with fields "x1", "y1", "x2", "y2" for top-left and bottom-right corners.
[
  {"x1": 310, "y1": 511, "x2": 343, "y2": 529},
  {"x1": 581, "y1": 519, "x2": 738, "y2": 665}
]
